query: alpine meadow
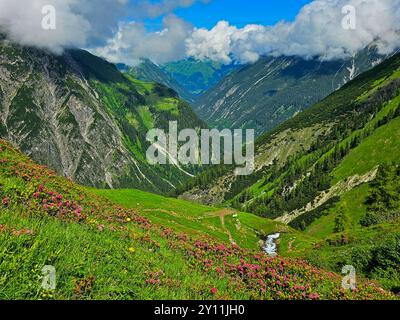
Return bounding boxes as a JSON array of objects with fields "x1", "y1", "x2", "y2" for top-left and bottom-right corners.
[{"x1": 0, "y1": 0, "x2": 400, "y2": 306}]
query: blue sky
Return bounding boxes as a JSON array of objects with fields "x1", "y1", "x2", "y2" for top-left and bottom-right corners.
[
  {"x1": 175, "y1": 0, "x2": 313, "y2": 28},
  {"x1": 143, "y1": 0, "x2": 313, "y2": 30}
]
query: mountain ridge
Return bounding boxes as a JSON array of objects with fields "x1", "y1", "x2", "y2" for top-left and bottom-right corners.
[
  {"x1": 194, "y1": 46, "x2": 391, "y2": 135},
  {"x1": 0, "y1": 40, "x2": 205, "y2": 193},
  {"x1": 120, "y1": 59, "x2": 196, "y2": 104}
]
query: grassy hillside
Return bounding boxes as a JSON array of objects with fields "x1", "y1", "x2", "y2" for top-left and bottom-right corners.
[
  {"x1": 125, "y1": 59, "x2": 195, "y2": 103},
  {"x1": 91, "y1": 188, "x2": 316, "y2": 252},
  {"x1": 0, "y1": 139, "x2": 393, "y2": 300}
]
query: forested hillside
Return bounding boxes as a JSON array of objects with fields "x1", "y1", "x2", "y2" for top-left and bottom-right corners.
[
  {"x1": 177, "y1": 53, "x2": 400, "y2": 291},
  {"x1": 122, "y1": 59, "x2": 196, "y2": 104},
  {"x1": 162, "y1": 58, "x2": 239, "y2": 97}
]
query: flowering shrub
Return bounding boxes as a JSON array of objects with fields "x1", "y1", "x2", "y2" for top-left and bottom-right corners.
[
  {"x1": 32, "y1": 186, "x2": 88, "y2": 223},
  {"x1": 0, "y1": 139, "x2": 395, "y2": 300},
  {"x1": 145, "y1": 270, "x2": 164, "y2": 286},
  {"x1": 185, "y1": 237, "x2": 393, "y2": 300}
]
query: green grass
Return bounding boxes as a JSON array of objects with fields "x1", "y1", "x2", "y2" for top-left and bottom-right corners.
[
  {"x1": 154, "y1": 98, "x2": 180, "y2": 116},
  {"x1": 357, "y1": 69, "x2": 400, "y2": 102},
  {"x1": 0, "y1": 142, "x2": 248, "y2": 299},
  {"x1": 299, "y1": 182, "x2": 400, "y2": 291},
  {"x1": 305, "y1": 93, "x2": 400, "y2": 186},
  {"x1": 125, "y1": 112, "x2": 139, "y2": 130},
  {"x1": 333, "y1": 116, "x2": 400, "y2": 182},
  {"x1": 305, "y1": 184, "x2": 369, "y2": 239},
  {"x1": 0, "y1": 207, "x2": 241, "y2": 300},
  {"x1": 90, "y1": 188, "x2": 298, "y2": 249},
  {"x1": 124, "y1": 75, "x2": 153, "y2": 95},
  {"x1": 303, "y1": 222, "x2": 400, "y2": 291},
  {"x1": 137, "y1": 106, "x2": 154, "y2": 130}
]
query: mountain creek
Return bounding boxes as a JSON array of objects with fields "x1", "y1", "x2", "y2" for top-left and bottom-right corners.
[{"x1": 263, "y1": 233, "x2": 281, "y2": 256}]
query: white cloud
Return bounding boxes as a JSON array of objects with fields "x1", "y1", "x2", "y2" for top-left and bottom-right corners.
[
  {"x1": 0, "y1": 0, "x2": 131, "y2": 53},
  {"x1": 1, "y1": 0, "x2": 399, "y2": 65},
  {"x1": 186, "y1": 0, "x2": 400, "y2": 64},
  {"x1": 185, "y1": 21, "x2": 265, "y2": 64},
  {"x1": 0, "y1": 0, "x2": 205, "y2": 54},
  {"x1": 0, "y1": 0, "x2": 85, "y2": 53},
  {"x1": 92, "y1": 15, "x2": 192, "y2": 65}
]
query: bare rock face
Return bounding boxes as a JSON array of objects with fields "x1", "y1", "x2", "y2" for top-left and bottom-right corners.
[{"x1": 0, "y1": 41, "x2": 204, "y2": 192}]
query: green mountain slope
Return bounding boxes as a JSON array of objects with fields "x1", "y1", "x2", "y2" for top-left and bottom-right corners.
[
  {"x1": 162, "y1": 58, "x2": 239, "y2": 97},
  {"x1": 0, "y1": 139, "x2": 393, "y2": 300},
  {"x1": 178, "y1": 53, "x2": 400, "y2": 291},
  {"x1": 120, "y1": 59, "x2": 196, "y2": 103},
  {"x1": 195, "y1": 46, "x2": 388, "y2": 135},
  {"x1": 0, "y1": 41, "x2": 205, "y2": 194}
]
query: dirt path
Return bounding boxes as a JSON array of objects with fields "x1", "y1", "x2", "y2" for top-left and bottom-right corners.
[
  {"x1": 287, "y1": 239, "x2": 295, "y2": 252},
  {"x1": 142, "y1": 208, "x2": 179, "y2": 217},
  {"x1": 206, "y1": 209, "x2": 237, "y2": 244}
]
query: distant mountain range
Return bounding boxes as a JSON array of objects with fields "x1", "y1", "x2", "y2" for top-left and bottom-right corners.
[
  {"x1": 179, "y1": 51, "x2": 400, "y2": 209},
  {"x1": 121, "y1": 58, "x2": 240, "y2": 104},
  {"x1": 117, "y1": 59, "x2": 196, "y2": 104},
  {"x1": 120, "y1": 46, "x2": 395, "y2": 138},
  {"x1": 162, "y1": 58, "x2": 240, "y2": 96},
  {"x1": 194, "y1": 46, "x2": 391, "y2": 135}
]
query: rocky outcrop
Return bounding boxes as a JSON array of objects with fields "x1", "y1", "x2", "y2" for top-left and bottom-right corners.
[{"x1": 275, "y1": 168, "x2": 379, "y2": 224}]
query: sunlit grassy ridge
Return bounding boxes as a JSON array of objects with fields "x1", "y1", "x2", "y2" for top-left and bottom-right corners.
[
  {"x1": 333, "y1": 116, "x2": 400, "y2": 182},
  {"x1": 0, "y1": 140, "x2": 394, "y2": 300},
  {"x1": 91, "y1": 188, "x2": 314, "y2": 250}
]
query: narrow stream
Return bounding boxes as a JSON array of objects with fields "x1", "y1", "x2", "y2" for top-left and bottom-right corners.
[{"x1": 263, "y1": 233, "x2": 280, "y2": 256}]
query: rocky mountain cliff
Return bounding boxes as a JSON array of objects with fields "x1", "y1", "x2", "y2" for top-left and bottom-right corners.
[{"x1": 0, "y1": 40, "x2": 205, "y2": 193}]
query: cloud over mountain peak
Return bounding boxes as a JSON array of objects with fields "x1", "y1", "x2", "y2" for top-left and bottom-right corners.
[
  {"x1": 1, "y1": 0, "x2": 399, "y2": 64},
  {"x1": 186, "y1": 0, "x2": 400, "y2": 64}
]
